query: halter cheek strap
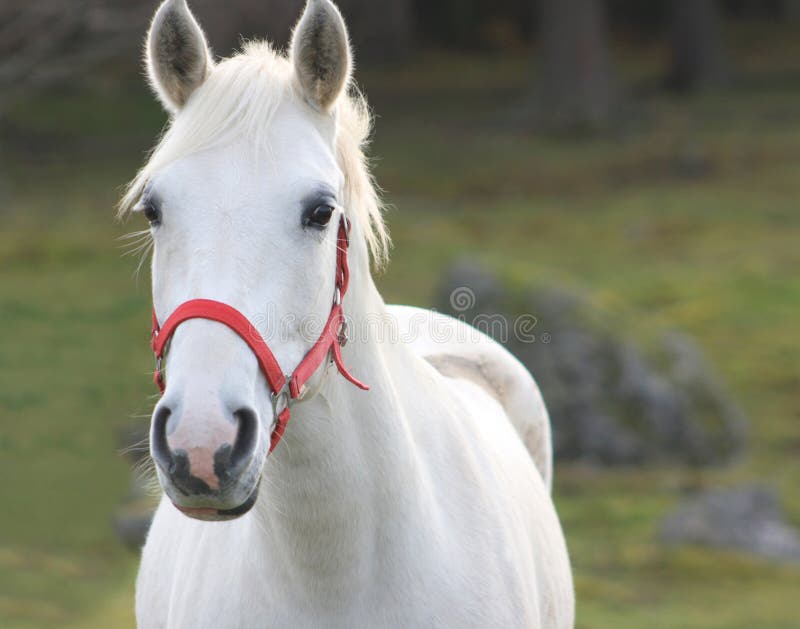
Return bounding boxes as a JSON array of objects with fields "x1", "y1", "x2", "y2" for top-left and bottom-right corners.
[{"x1": 150, "y1": 215, "x2": 368, "y2": 454}]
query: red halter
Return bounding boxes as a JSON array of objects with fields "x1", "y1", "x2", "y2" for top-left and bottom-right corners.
[{"x1": 150, "y1": 215, "x2": 369, "y2": 454}]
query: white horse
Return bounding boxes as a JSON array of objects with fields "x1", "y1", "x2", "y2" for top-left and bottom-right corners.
[{"x1": 124, "y1": 1, "x2": 574, "y2": 626}]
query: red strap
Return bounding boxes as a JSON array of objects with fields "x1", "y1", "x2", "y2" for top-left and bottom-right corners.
[
  {"x1": 149, "y1": 214, "x2": 368, "y2": 454},
  {"x1": 269, "y1": 407, "x2": 291, "y2": 453},
  {"x1": 153, "y1": 299, "x2": 287, "y2": 395},
  {"x1": 336, "y1": 223, "x2": 350, "y2": 296},
  {"x1": 331, "y1": 336, "x2": 368, "y2": 390},
  {"x1": 289, "y1": 304, "x2": 368, "y2": 398}
]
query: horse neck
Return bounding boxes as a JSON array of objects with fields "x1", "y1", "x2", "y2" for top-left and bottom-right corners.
[{"x1": 251, "y1": 250, "x2": 424, "y2": 596}]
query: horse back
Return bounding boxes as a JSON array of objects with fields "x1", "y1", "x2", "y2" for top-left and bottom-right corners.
[{"x1": 385, "y1": 305, "x2": 553, "y2": 490}]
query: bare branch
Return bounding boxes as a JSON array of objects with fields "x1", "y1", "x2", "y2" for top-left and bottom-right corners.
[{"x1": 0, "y1": 0, "x2": 149, "y2": 116}]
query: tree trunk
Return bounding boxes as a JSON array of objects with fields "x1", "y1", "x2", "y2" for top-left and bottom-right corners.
[
  {"x1": 0, "y1": 0, "x2": 414, "y2": 117},
  {"x1": 0, "y1": 1, "x2": 149, "y2": 117},
  {"x1": 783, "y1": 0, "x2": 800, "y2": 19},
  {"x1": 196, "y1": 0, "x2": 413, "y2": 64},
  {"x1": 667, "y1": 0, "x2": 729, "y2": 91},
  {"x1": 537, "y1": 0, "x2": 615, "y2": 130},
  {"x1": 192, "y1": 0, "x2": 301, "y2": 55},
  {"x1": 337, "y1": 0, "x2": 414, "y2": 63}
]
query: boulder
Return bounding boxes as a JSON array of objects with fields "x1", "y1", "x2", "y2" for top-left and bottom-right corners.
[
  {"x1": 437, "y1": 261, "x2": 746, "y2": 466},
  {"x1": 660, "y1": 485, "x2": 800, "y2": 563},
  {"x1": 436, "y1": 260, "x2": 510, "y2": 322},
  {"x1": 113, "y1": 501, "x2": 155, "y2": 552},
  {"x1": 113, "y1": 421, "x2": 157, "y2": 551}
]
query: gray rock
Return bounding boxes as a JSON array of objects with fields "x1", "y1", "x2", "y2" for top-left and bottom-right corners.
[
  {"x1": 437, "y1": 263, "x2": 746, "y2": 466},
  {"x1": 660, "y1": 486, "x2": 800, "y2": 563},
  {"x1": 116, "y1": 421, "x2": 151, "y2": 466},
  {"x1": 113, "y1": 502, "x2": 155, "y2": 552},
  {"x1": 114, "y1": 420, "x2": 157, "y2": 550},
  {"x1": 436, "y1": 259, "x2": 509, "y2": 323},
  {"x1": 674, "y1": 143, "x2": 715, "y2": 180}
]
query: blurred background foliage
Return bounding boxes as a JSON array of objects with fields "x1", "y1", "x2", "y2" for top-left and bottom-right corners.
[{"x1": 1, "y1": 1, "x2": 799, "y2": 627}]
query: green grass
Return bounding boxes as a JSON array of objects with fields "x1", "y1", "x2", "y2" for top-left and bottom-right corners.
[
  {"x1": 2, "y1": 34, "x2": 799, "y2": 627},
  {"x1": 0, "y1": 188, "x2": 150, "y2": 627}
]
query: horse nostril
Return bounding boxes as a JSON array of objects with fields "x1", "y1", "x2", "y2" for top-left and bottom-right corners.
[
  {"x1": 150, "y1": 403, "x2": 257, "y2": 494},
  {"x1": 151, "y1": 405, "x2": 174, "y2": 470},
  {"x1": 230, "y1": 407, "x2": 258, "y2": 470}
]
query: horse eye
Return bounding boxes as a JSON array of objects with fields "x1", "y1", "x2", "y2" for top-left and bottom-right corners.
[
  {"x1": 138, "y1": 201, "x2": 162, "y2": 226},
  {"x1": 306, "y1": 204, "x2": 335, "y2": 228}
]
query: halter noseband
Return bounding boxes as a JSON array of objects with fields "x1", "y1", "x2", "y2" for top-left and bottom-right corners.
[{"x1": 150, "y1": 214, "x2": 369, "y2": 454}]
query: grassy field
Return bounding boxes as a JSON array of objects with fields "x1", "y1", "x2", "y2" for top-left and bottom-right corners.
[{"x1": 1, "y1": 32, "x2": 799, "y2": 627}]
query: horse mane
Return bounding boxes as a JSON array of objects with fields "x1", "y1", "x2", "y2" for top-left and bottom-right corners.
[{"x1": 119, "y1": 41, "x2": 389, "y2": 267}]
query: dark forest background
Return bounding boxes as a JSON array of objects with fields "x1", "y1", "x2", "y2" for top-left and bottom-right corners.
[{"x1": 3, "y1": 1, "x2": 800, "y2": 123}]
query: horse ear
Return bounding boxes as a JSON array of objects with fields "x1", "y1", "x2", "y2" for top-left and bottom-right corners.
[
  {"x1": 146, "y1": 0, "x2": 214, "y2": 114},
  {"x1": 290, "y1": 0, "x2": 352, "y2": 113}
]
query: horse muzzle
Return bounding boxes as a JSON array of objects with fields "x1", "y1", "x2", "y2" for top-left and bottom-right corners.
[{"x1": 150, "y1": 399, "x2": 264, "y2": 521}]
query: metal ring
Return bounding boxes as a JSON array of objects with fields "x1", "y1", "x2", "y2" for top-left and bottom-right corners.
[{"x1": 270, "y1": 383, "x2": 292, "y2": 418}]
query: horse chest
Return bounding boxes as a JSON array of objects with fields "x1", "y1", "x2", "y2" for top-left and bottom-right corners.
[
  {"x1": 138, "y1": 500, "x2": 543, "y2": 629},
  {"x1": 148, "y1": 566, "x2": 533, "y2": 629}
]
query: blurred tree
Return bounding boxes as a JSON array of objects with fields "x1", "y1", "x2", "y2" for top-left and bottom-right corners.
[
  {"x1": 607, "y1": 0, "x2": 669, "y2": 36},
  {"x1": 339, "y1": 0, "x2": 414, "y2": 62},
  {"x1": 0, "y1": 1, "x2": 148, "y2": 116},
  {"x1": 191, "y1": 0, "x2": 298, "y2": 54},
  {"x1": 0, "y1": 0, "x2": 413, "y2": 118},
  {"x1": 726, "y1": 0, "x2": 784, "y2": 18},
  {"x1": 194, "y1": 0, "x2": 413, "y2": 62},
  {"x1": 537, "y1": 0, "x2": 615, "y2": 130},
  {"x1": 781, "y1": 0, "x2": 800, "y2": 18},
  {"x1": 666, "y1": 0, "x2": 729, "y2": 91},
  {"x1": 413, "y1": 0, "x2": 533, "y2": 50}
]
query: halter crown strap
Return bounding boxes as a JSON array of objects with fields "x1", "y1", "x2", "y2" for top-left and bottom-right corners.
[{"x1": 150, "y1": 215, "x2": 368, "y2": 453}]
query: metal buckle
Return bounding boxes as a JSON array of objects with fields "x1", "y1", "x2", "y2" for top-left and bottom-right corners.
[
  {"x1": 270, "y1": 381, "x2": 292, "y2": 418},
  {"x1": 334, "y1": 287, "x2": 342, "y2": 306},
  {"x1": 338, "y1": 319, "x2": 349, "y2": 347},
  {"x1": 341, "y1": 215, "x2": 351, "y2": 246},
  {"x1": 155, "y1": 356, "x2": 162, "y2": 374}
]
